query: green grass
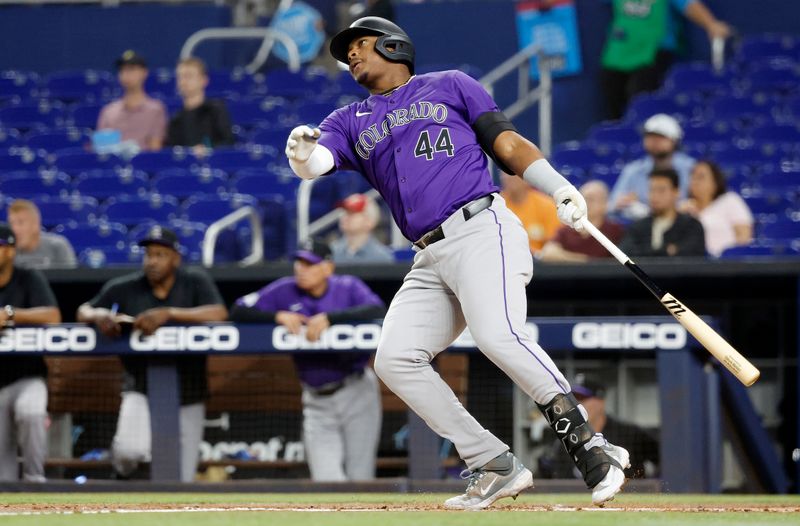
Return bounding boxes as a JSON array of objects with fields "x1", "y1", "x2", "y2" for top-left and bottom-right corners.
[{"x1": 0, "y1": 493, "x2": 797, "y2": 526}]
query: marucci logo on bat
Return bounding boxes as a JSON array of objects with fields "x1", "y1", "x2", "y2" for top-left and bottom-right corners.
[{"x1": 661, "y1": 298, "x2": 687, "y2": 316}]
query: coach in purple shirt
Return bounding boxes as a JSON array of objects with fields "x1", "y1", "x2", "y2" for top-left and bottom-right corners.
[{"x1": 230, "y1": 239, "x2": 386, "y2": 481}]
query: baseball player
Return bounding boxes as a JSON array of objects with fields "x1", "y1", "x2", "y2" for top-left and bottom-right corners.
[
  {"x1": 230, "y1": 240, "x2": 386, "y2": 481},
  {"x1": 285, "y1": 17, "x2": 630, "y2": 509}
]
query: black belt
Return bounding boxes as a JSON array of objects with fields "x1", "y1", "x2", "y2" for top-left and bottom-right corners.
[
  {"x1": 307, "y1": 369, "x2": 365, "y2": 396},
  {"x1": 413, "y1": 194, "x2": 494, "y2": 250}
]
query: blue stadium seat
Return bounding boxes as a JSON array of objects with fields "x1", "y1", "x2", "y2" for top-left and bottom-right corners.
[
  {"x1": 710, "y1": 96, "x2": 776, "y2": 128},
  {"x1": 144, "y1": 68, "x2": 175, "y2": 98},
  {"x1": 73, "y1": 170, "x2": 149, "y2": 199},
  {"x1": 625, "y1": 95, "x2": 693, "y2": 123},
  {"x1": 70, "y1": 103, "x2": 104, "y2": 129},
  {"x1": 258, "y1": 195, "x2": 289, "y2": 260},
  {"x1": 586, "y1": 124, "x2": 640, "y2": 146},
  {"x1": 130, "y1": 150, "x2": 199, "y2": 175},
  {"x1": 152, "y1": 170, "x2": 228, "y2": 199},
  {"x1": 53, "y1": 150, "x2": 123, "y2": 174},
  {"x1": 265, "y1": 70, "x2": 328, "y2": 98},
  {"x1": 0, "y1": 72, "x2": 37, "y2": 101},
  {"x1": 750, "y1": 124, "x2": 800, "y2": 144},
  {"x1": 0, "y1": 128, "x2": 22, "y2": 149},
  {"x1": 42, "y1": 70, "x2": 116, "y2": 102},
  {"x1": 0, "y1": 102, "x2": 65, "y2": 130},
  {"x1": 0, "y1": 150, "x2": 47, "y2": 171},
  {"x1": 719, "y1": 243, "x2": 798, "y2": 258},
  {"x1": 207, "y1": 70, "x2": 257, "y2": 95},
  {"x1": 736, "y1": 34, "x2": 799, "y2": 63},
  {"x1": 682, "y1": 122, "x2": 735, "y2": 143},
  {"x1": 226, "y1": 100, "x2": 283, "y2": 128},
  {"x1": 335, "y1": 70, "x2": 367, "y2": 97},
  {"x1": 335, "y1": 170, "x2": 372, "y2": 197},
  {"x1": 32, "y1": 196, "x2": 99, "y2": 227},
  {"x1": 102, "y1": 194, "x2": 180, "y2": 226},
  {"x1": 249, "y1": 127, "x2": 293, "y2": 148},
  {"x1": 26, "y1": 128, "x2": 90, "y2": 152},
  {"x1": 293, "y1": 102, "x2": 337, "y2": 126},
  {"x1": 759, "y1": 220, "x2": 800, "y2": 242},
  {"x1": 743, "y1": 194, "x2": 793, "y2": 216},
  {"x1": 56, "y1": 222, "x2": 128, "y2": 251},
  {"x1": 231, "y1": 170, "x2": 298, "y2": 200},
  {"x1": 0, "y1": 171, "x2": 71, "y2": 198},
  {"x1": 166, "y1": 220, "x2": 207, "y2": 262},
  {"x1": 744, "y1": 67, "x2": 800, "y2": 95},
  {"x1": 181, "y1": 193, "x2": 258, "y2": 223},
  {"x1": 663, "y1": 63, "x2": 735, "y2": 96},
  {"x1": 206, "y1": 148, "x2": 275, "y2": 173},
  {"x1": 79, "y1": 246, "x2": 141, "y2": 267}
]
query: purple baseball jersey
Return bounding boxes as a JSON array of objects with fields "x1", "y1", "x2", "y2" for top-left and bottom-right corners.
[
  {"x1": 318, "y1": 70, "x2": 500, "y2": 241},
  {"x1": 235, "y1": 275, "x2": 384, "y2": 387}
]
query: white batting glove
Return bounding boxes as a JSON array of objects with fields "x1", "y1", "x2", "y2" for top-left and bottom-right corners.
[
  {"x1": 285, "y1": 125, "x2": 321, "y2": 162},
  {"x1": 553, "y1": 185, "x2": 588, "y2": 233}
]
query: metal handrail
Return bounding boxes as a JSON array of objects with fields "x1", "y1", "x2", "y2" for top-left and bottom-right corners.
[
  {"x1": 202, "y1": 206, "x2": 264, "y2": 267},
  {"x1": 480, "y1": 43, "x2": 553, "y2": 156},
  {"x1": 180, "y1": 27, "x2": 301, "y2": 74},
  {"x1": 296, "y1": 179, "x2": 406, "y2": 248}
]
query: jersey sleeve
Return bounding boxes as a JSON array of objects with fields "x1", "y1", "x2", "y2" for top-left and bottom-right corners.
[
  {"x1": 318, "y1": 108, "x2": 358, "y2": 171},
  {"x1": 235, "y1": 283, "x2": 280, "y2": 312},
  {"x1": 26, "y1": 269, "x2": 58, "y2": 308},
  {"x1": 450, "y1": 71, "x2": 502, "y2": 125}
]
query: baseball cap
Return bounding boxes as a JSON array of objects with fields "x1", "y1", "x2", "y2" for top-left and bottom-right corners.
[
  {"x1": 643, "y1": 113, "x2": 683, "y2": 142},
  {"x1": 0, "y1": 223, "x2": 16, "y2": 246},
  {"x1": 294, "y1": 239, "x2": 332, "y2": 264},
  {"x1": 340, "y1": 193, "x2": 368, "y2": 214},
  {"x1": 115, "y1": 50, "x2": 147, "y2": 70},
  {"x1": 137, "y1": 225, "x2": 180, "y2": 252},
  {"x1": 571, "y1": 373, "x2": 606, "y2": 400}
]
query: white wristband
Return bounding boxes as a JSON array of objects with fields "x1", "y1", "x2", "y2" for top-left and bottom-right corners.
[
  {"x1": 522, "y1": 158, "x2": 571, "y2": 196},
  {"x1": 289, "y1": 145, "x2": 335, "y2": 180}
]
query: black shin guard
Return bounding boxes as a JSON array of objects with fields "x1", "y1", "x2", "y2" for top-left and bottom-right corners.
[{"x1": 538, "y1": 393, "x2": 612, "y2": 488}]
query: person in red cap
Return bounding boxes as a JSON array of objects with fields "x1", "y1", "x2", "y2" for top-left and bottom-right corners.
[{"x1": 331, "y1": 194, "x2": 394, "y2": 264}]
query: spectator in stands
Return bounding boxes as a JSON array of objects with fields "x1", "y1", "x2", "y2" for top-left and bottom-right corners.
[
  {"x1": 679, "y1": 160, "x2": 753, "y2": 257},
  {"x1": 540, "y1": 180, "x2": 624, "y2": 262},
  {"x1": 76, "y1": 226, "x2": 227, "y2": 482},
  {"x1": 230, "y1": 239, "x2": 385, "y2": 481},
  {"x1": 601, "y1": 0, "x2": 732, "y2": 120},
  {"x1": 610, "y1": 114, "x2": 695, "y2": 219},
  {"x1": 620, "y1": 168, "x2": 706, "y2": 257},
  {"x1": 7, "y1": 200, "x2": 76, "y2": 269},
  {"x1": 0, "y1": 223, "x2": 61, "y2": 482},
  {"x1": 500, "y1": 171, "x2": 560, "y2": 255},
  {"x1": 538, "y1": 374, "x2": 660, "y2": 479},
  {"x1": 165, "y1": 57, "x2": 234, "y2": 156},
  {"x1": 331, "y1": 193, "x2": 394, "y2": 264},
  {"x1": 96, "y1": 50, "x2": 167, "y2": 151}
]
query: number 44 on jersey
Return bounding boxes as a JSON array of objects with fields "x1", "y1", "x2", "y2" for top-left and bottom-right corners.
[{"x1": 415, "y1": 128, "x2": 455, "y2": 160}]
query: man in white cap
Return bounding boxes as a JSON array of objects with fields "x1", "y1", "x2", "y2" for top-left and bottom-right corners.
[{"x1": 609, "y1": 114, "x2": 695, "y2": 219}]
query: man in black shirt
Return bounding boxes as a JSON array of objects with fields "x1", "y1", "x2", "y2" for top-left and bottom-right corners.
[
  {"x1": 0, "y1": 223, "x2": 61, "y2": 481},
  {"x1": 77, "y1": 225, "x2": 227, "y2": 481},
  {"x1": 164, "y1": 57, "x2": 234, "y2": 155},
  {"x1": 537, "y1": 375, "x2": 660, "y2": 479},
  {"x1": 619, "y1": 168, "x2": 706, "y2": 258}
]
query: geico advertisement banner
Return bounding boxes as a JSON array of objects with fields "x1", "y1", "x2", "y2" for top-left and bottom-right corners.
[{"x1": 0, "y1": 319, "x2": 693, "y2": 353}]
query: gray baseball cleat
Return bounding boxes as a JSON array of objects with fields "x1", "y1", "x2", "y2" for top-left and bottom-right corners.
[
  {"x1": 444, "y1": 451, "x2": 534, "y2": 511},
  {"x1": 591, "y1": 442, "x2": 630, "y2": 506}
]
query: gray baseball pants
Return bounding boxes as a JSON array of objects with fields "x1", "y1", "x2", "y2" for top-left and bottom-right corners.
[
  {"x1": 0, "y1": 377, "x2": 48, "y2": 482},
  {"x1": 111, "y1": 391, "x2": 205, "y2": 482},
  {"x1": 302, "y1": 368, "x2": 382, "y2": 481},
  {"x1": 375, "y1": 194, "x2": 570, "y2": 470}
]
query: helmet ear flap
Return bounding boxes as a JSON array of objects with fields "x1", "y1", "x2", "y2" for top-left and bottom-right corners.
[{"x1": 375, "y1": 35, "x2": 415, "y2": 74}]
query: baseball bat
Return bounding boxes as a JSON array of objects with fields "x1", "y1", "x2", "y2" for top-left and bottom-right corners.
[{"x1": 578, "y1": 217, "x2": 760, "y2": 386}]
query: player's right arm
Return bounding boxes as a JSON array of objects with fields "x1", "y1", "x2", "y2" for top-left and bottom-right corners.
[{"x1": 285, "y1": 125, "x2": 335, "y2": 180}]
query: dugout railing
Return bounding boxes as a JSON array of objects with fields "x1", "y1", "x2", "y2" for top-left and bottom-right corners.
[{"x1": 3, "y1": 316, "x2": 784, "y2": 492}]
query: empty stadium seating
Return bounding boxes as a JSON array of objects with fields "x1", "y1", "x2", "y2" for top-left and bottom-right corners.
[{"x1": 0, "y1": 37, "x2": 796, "y2": 264}]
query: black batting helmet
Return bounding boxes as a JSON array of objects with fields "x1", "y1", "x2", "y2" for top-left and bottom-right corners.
[{"x1": 330, "y1": 17, "x2": 415, "y2": 74}]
